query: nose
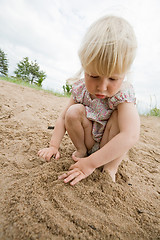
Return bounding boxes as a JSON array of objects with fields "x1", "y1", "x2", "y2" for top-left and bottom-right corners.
[{"x1": 97, "y1": 78, "x2": 108, "y2": 92}]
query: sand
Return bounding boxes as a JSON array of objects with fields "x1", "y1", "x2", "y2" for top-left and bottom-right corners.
[{"x1": 0, "y1": 80, "x2": 160, "y2": 240}]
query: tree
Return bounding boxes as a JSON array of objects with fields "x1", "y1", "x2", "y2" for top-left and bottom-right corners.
[
  {"x1": 63, "y1": 83, "x2": 72, "y2": 95},
  {"x1": 14, "y1": 57, "x2": 46, "y2": 87},
  {"x1": 0, "y1": 49, "x2": 8, "y2": 76}
]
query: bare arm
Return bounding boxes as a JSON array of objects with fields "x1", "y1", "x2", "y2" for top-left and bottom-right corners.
[
  {"x1": 38, "y1": 96, "x2": 75, "y2": 161},
  {"x1": 50, "y1": 96, "x2": 75, "y2": 148},
  {"x1": 90, "y1": 102, "x2": 140, "y2": 168}
]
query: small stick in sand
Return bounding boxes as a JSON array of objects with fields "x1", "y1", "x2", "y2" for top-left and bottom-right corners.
[{"x1": 48, "y1": 126, "x2": 54, "y2": 129}]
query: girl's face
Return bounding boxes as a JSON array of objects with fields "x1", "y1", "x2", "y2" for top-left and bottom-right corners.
[{"x1": 84, "y1": 71, "x2": 125, "y2": 99}]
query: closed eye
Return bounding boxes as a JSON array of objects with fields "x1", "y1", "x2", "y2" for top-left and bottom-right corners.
[
  {"x1": 109, "y1": 78, "x2": 117, "y2": 81},
  {"x1": 90, "y1": 75, "x2": 99, "y2": 79}
]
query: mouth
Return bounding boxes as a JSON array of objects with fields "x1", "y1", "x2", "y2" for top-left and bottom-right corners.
[{"x1": 95, "y1": 94, "x2": 106, "y2": 99}]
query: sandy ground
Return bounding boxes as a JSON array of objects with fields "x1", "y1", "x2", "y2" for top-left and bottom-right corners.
[{"x1": 0, "y1": 80, "x2": 160, "y2": 240}]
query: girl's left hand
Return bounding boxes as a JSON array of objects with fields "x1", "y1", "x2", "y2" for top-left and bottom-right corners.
[{"x1": 58, "y1": 155, "x2": 95, "y2": 185}]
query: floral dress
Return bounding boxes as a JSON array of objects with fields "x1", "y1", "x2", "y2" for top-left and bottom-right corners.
[{"x1": 72, "y1": 79, "x2": 136, "y2": 143}]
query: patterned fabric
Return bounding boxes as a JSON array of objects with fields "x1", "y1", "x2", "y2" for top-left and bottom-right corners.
[{"x1": 72, "y1": 79, "x2": 136, "y2": 142}]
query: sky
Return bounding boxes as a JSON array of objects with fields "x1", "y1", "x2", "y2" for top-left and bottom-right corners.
[{"x1": 0, "y1": 0, "x2": 160, "y2": 114}]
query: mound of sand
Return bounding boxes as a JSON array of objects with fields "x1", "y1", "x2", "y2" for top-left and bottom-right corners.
[{"x1": 0, "y1": 80, "x2": 159, "y2": 240}]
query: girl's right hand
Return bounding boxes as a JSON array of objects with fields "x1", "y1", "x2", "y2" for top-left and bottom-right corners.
[{"x1": 38, "y1": 146, "x2": 60, "y2": 161}]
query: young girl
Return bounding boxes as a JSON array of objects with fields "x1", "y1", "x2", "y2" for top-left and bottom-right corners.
[{"x1": 38, "y1": 15, "x2": 140, "y2": 185}]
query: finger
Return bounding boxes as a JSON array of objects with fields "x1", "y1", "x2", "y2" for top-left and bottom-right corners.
[
  {"x1": 69, "y1": 163, "x2": 79, "y2": 170},
  {"x1": 39, "y1": 151, "x2": 46, "y2": 159},
  {"x1": 55, "y1": 151, "x2": 60, "y2": 159},
  {"x1": 40, "y1": 151, "x2": 50, "y2": 161},
  {"x1": 63, "y1": 171, "x2": 80, "y2": 183},
  {"x1": 40, "y1": 151, "x2": 48, "y2": 159},
  {"x1": 70, "y1": 174, "x2": 84, "y2": 186},
  {"x1": 58, "y1": 172, "x2": 68, "y2": 180},
  {"x1": 72, "y1": 154, "x2": 80, "y2": 162},
  {"x1": 45, "y1": 155, "x2": 51, "y2": 161},
  {"x1": 38, "y1": 150, "x2": 44, "y2": 157},
  {"x1": 58, "y1": 169, "x2": 78, "y2": 180},
  {"x1": 37, "y1": 150, "x2": 41, "y2": 155},
  {"x1": 69, "y1": 164, "x2": 75, "y2": 170}
]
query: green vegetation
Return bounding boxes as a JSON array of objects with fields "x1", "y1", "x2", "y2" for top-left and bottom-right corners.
[
  {"x1": 0, "y1": 76, "x2": 42, "y2": 90},
  {"x1": 62, "y1": 83, "x2": 72, "y2": 96},
  {"x1": 0, "y1": 49, "x2": 8, "y2": 76},
  {"x1": 147, "y1": 107, "x2": 160, "y2": 117},
  {"x1": 14, "y1": 57, "x2": 46, "y2": 87},
  {"x1": 0, "y1": 48, "x2": 71, "y2": 96},
  {"x1": 0, "y1": 76, "x2": 70, "y2": 97},
  {"x1": 0, "y1": 48, "x2": 46, "y2": 87}
]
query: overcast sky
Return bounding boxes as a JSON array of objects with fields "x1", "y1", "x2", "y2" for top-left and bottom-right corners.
[{"x1": 1, "y1": 0, "x2": 160, "y2": 113}]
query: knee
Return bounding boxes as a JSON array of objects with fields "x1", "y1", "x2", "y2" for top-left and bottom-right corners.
[
  {"x1": 65, "y1": 104, "x2": 85, "y2": 124},
  {"x1": 107, "y1": 110, "x2": 118, "y2": 128},
  {"x1": 111, "y1": 110, "x2": 118, "y2": 121},
  {"x1": 107, "y1": 110, "x2": 120, "y2": 140}
]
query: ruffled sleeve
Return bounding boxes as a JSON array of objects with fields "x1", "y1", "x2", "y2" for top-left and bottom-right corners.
[
  {"x1": 108, "y1": 82, "x2": 136, "y2": 110},
  {"x1": 72, "y1": 79, "x2": 86, "y2": 103}
]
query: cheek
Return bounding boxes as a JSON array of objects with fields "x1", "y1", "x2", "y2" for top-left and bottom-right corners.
[
  {"x1": 109, "y1": 81, "x2": 122, "y2": 93},
  {"x1": 84, "y1": 79, "x2": 90, "y2": 92},
  {"x1": 85, "y1": 78, "x2": 95, "y2": 91},
  {"x1": 85, "y1": 82, "x2": 94, "y2": 93},
  {"x1": 109, "y1": 82, "x2": 118, "y2": 90}
]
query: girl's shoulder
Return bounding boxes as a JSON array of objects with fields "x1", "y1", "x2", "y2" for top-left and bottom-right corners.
[
  {"x1": 72, "y1": 78, "x2": 85, "y2": 89},
  {"x1": 108, "y1": 81, "x2": 136, "y2": 109},
  {"x1": 72, "y1": 78, "x2": 86, "y2": 103}
]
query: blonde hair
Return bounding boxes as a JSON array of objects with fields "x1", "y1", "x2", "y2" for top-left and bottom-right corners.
[{"x1": 67, "y1": 15, "x2": 137, "y2": 83}]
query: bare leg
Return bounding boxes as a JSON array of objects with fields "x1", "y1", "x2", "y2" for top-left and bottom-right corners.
[
  {"x1": 65, "y1": 104, "x2": 95, "y2": 158},
  {"x1": 100, "y1": 111, "x2": 125, "y2": 182}
]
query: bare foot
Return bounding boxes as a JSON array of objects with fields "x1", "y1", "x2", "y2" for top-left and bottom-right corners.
[
  {"x1": 108, "y1": 170, "x2": 116, "y2": 182},
  {"x1": 72, "y1": 150, "x2": 87, "y2": 161},
  {"x1": 103, "y1": 168, "x2": 116, "y2": 182}
]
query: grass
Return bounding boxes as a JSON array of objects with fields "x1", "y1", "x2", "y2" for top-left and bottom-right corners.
[
  {"x1": 0, "y1": 76, "x2": 71, "y2": 97},
  {"x1": 147, "y1": 107, "x2": 160, "y2": 117},
  {"x1": 1, "y1": 76, "x2": 159, "y2": 116}
]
